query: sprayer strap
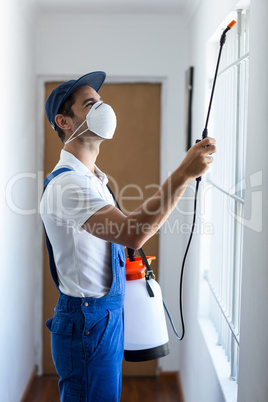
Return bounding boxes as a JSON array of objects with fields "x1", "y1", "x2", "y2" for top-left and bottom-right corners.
[
  {"x1": 106, "y1": 184, "x2": 136, "y2": 260},
  {"x1": 106, "y1": 184, "x2": 155, "y2": 297}
]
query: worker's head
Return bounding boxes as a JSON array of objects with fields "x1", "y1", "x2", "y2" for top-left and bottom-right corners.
[{"x1": 45, "y1": 72, "x2": 116, "y2": 145}]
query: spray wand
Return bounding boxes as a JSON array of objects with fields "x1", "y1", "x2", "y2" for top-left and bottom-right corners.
[
  {"x1": 202, "y1": 19, "x2": 237, "y2": 140},
  {"x1": 166, "y1": 20, "x2": 237, "y2": 341}
]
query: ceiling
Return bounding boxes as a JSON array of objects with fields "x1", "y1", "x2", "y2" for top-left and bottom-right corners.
[{"x1": 35, "y1": 0, "x2": 200, "y2": 19}]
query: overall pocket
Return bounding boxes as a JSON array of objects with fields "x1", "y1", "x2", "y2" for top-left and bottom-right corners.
[
  {"x1": 46, "y1": 315, "x2": 73, "y2": 378},
  {"x1": 82, "y1": 309, "x2": 111, "y2": 361}
]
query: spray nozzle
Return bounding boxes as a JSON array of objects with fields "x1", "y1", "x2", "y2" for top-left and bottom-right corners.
[
  {"x1": 228, "y1": 20, "x2": 237, "y2": 29},
  {"x1": 220, "y1": 19, "x2": 237, "y2": 45}
]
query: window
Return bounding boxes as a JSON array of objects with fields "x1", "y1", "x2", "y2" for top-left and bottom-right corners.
[{"x1": 200, "y1": 8, "x2": 250, "y2": 383}]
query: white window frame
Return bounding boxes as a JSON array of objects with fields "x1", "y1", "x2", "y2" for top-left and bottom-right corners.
[{"x1": 199, "y1": 7, "x2": 250, "y2": 398}]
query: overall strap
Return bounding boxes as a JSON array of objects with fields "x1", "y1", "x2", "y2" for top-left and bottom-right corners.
[
  {"x1": 44, "y1": 167, "x2": 73, "y2": 188},
  {"x1": 43, "y1": 167, "x2": 73, "y2": 290}
]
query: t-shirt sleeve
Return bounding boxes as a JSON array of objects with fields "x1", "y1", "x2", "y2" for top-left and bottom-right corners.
[{"x1": 48, "y1": 172, "x2": 113, "y2": 229}]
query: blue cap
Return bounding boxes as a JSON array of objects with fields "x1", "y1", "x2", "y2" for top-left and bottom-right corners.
[{"x1": 45, "y1": 71, "x2": 106, "y2": 130}]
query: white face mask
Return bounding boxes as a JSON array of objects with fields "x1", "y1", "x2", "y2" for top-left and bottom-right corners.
[{"x1": 65, "y1": 101, "x2": 117, "y2": 145}]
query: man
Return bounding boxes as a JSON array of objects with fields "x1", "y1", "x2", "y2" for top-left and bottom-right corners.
[{"x1": 40, "y1": 71, "x2": 216, "y2": 401}]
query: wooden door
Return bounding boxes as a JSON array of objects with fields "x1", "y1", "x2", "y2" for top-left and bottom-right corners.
[{"x1": 43, "y1": 82, "x2": 161, "y2": 376}]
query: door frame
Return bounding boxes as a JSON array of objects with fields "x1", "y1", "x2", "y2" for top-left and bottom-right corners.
[{"x1": 35, "y1": 74, "x2": 168, "y2": 375}]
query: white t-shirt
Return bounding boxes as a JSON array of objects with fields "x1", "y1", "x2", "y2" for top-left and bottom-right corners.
[{"x1": 40, "y1": 150, "x2": 115, "y2": 298}]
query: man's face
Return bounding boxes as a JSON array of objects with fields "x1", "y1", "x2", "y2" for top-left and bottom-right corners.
[
  {"x1": 71, "y1": 85, "x2": 102, "y2": 123},
  {"x1": 55, "y1": 85, "x2": 103, "y2": 142}
]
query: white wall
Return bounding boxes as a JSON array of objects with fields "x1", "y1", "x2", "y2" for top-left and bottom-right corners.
[
  {"x1": 238, "y1": 0, "x2": 268, "y2": 400},
  {"x1": 36, "y1": 13, "x2": 189, "y2": 372},
  {"x1": 0, "y1": 1, "x2": 38, "y2": 401},
  {"x1": 180, "y1": 0, "x2": 268, "y2": 402}
]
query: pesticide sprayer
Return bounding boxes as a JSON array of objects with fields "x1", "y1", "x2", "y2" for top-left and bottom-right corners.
[{"x1": 118, "y1": 20, "x2": 237, "y2": 362}]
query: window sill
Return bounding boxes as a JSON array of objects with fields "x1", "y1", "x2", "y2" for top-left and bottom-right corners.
[{"x1": 199, "y1": 318, "x2": 238, "y2": 402}]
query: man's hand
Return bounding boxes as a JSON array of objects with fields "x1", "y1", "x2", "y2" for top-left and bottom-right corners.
[{"x1": 179, "y1": 137, "x2": 216, "y2": 182}]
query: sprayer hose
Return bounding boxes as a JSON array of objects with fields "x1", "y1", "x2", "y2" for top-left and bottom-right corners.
[{"x1": 163, "y1": 179, "x2": 200, "y2": 341}]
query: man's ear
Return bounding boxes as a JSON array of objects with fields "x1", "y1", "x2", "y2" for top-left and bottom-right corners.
[{"x1": 55, "y1": 114, "x2": 72, "y2": 130}]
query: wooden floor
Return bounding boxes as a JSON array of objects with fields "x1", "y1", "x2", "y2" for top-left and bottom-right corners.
[{"x1": 25, "y1": 375, "x2": 182, "y2": 401}]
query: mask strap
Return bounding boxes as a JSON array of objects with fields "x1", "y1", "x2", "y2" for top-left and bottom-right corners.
[{"x1": 64, "y1": 118, "x2": 88, "y2": 145}]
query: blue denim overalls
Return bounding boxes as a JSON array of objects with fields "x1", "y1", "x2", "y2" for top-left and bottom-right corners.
[{"x1": 43, "y1": 168, "x2": 125, "y2": 401}]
